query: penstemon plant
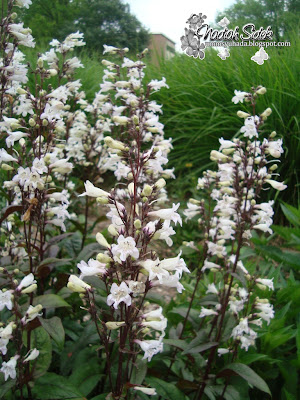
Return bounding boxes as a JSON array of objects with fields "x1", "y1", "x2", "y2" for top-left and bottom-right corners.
[
  {"x1": 179, "y1": 86, "x2": 286, "y2": 399},
  {"x1": 66, "y1": 46, "x2": 189, "y2": 399},
  {"x1": 0, "y1": 1, "x2": 85, "y2": 395}
]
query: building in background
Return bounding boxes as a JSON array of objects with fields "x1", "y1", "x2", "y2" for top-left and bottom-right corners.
[{"x1": 148, "y1": 33, "x2": 176, "y2": 65}]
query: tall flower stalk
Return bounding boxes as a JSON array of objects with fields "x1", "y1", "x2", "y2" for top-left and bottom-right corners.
[
  {"x1": 67, "y1": 46, "x2": 188, "y2": 399},
  {"x1": 182, "y1": 86, "x2": 286, "y2": 399}
]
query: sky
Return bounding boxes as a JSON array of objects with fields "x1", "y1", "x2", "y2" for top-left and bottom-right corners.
[{"x1": 126, "y1": 0, "x2": 235, "y2": 50}]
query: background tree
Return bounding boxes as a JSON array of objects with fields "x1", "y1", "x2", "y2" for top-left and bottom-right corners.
[
  {"x1": 22, "y1": 0, "x2": 149, "y2": 52},
  {"x1": 216, "y1": 0, "x2": 300, "y2": 41}
]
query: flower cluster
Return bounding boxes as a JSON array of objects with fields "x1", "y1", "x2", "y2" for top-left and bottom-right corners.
[
  {"x1": 0, "y1": 271, "x2": 40, "y2": 382},
  {"x1": 66, "y1": 46, "x2": 188, "y2": 398},
  {"x1": 184, "y1": 86, "x2": 286, "y2": 353}
]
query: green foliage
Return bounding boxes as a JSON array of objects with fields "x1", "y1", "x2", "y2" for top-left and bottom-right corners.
[
  {"x1": 21, "y1": 0, "x2": 149, "y2": 52},
  {"x1": 216, "y1": 0, "x2": 300, "y2": 41}
]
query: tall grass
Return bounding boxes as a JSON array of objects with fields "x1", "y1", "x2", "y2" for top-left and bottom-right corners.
[{"x1": 146, "y1": 36, "x2": 300, "y2": 207}]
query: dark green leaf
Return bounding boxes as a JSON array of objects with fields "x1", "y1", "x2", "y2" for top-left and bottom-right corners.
[
  {"x1": 218, "y1": 363, "x2": 271, "y2": 396},
  {"x1": 32, "y1": 373, "x2": 85, "y2": 399},
  {"x1": 130, "y1": 357, "x2": 147, "y2": 386},
  {"x1": 183, "y1": 341, "x2": 218, "y2": 355},
  {"x1": 0, "y1": 377, "x2": 16, "y2": 399},
  {"x1": 69, "y1": 364, "x2": 102, "y2": 396},
  {"x1": 33, "y1": 294, "x2": 70, "y2": 309},
  {"x1": 39, "y1": 317, "x2": 65, "y2": 351},
  {"x1": 30, "y1": 327, "x2": 52, "y2": 379},
  {"x1": 281, "y1": 203, "x2": 300, "y2": 227},
  {"x1": 146, "y1": 377, "x2": 188, "y2": 400}
]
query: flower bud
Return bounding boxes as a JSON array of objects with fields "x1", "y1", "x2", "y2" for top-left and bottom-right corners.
[
  {"x1": 105, "y1": 321, "x2": 126, "y2": 330},
  {"x1": 142, "y1": 184, "x2": 153, "y2": 197},
  {"x1": 96, "y1": 232, "x2": 110, "y2": 248},
  {"x1": 24, "y1": 348, "x2": 39, "y2": 362},
  {"x1": 48, "y1": 69, "x2": 58, "y2": 76},
  {"x1": 17, "y1": 87, "x2": 27, "y2": 95},
  {"x1": 256, "y1": 87, "x2": 266, "y2": 95},
  {"x1": 96, "y1": 253, "x2": 111, "y2": 263},
  {"x1": 261, "y1": 108, "x2": 272, "y2": 119},
  {"x1": 237, "y1": 111, "x2": 250, "y2": 118},
  {"x1": 1, "y1": 163, "x2": 14, "y2": 171},
  {"x1": 37, "y1": 58, "x2": 44, "y2": 68},
  {"x1": 154, "y1": 178, "x2": 166, "y2": 189},
  {"x1": 42, "y1": 119, "x2": 49, "y2": 126},
  {"x1": 210, "y1": 150, "x2": 229, "y2": 162},
  {"x1": 21, "y1": 284, "x2": 37, "y2": 294},
  {"x1": 132, "y1": 115, "x2": 139, "y2": 125},
  {"x1": 104, "y1": 136, "x2": 125, "y2": 151},
  {"x1": 112, "y1": 116, "x2": 129, "y2": 125},
  {"x1": 108, "y1": 224, "x2": 118, "y2": 236},
  {"x1": 269, "y1": 164, "x2": 278, "y2": 171},
  {"x1": 67, "y1": 275, "x2": 91, "y2": 293},
  {"x1": 102, "y1": 59, "x2": 114, "y2": 66},
  {"x1": 128, "y1": 182, "x2": 134, "y2": 196},
  {"x1": 134, "y1": 219, "x2": 141, "y2": 229}
]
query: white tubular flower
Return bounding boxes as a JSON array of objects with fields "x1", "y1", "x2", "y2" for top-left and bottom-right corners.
[
  {"x1": 199, "y1": 307, "x2": 218, "y2": 318},
  {"x1": 218, "y1": 348, "x2": 230, "y2": 356},
  {"x1": 206, "y1": 283, "x2": 219, "y2": 295},
  {"x1": 264, "y1": 138, "x2": 284, "y2": 158},
  {"x1": 17, "y1": 273, "x2": 36, "y2": 291},
  {"x1": 103, "y1": 45, "x2": 119, "y2": 54},
  {"x1": 256, "y1": 278, "x2": 274, "y2": 290},
  {"x1": 107, "y1": 282, "x2": 132, "y2": 309},
  {"x1": 77, "y1": 259, "x2": 107, "y2": 279},
  {"x1": 128, "y1": 281, "x2": 145, "y2": 296},
  {"x1": 0, "y1": 338, "x2": 9, "y2": 356},
  {"x1": 79, "y1": 181, "x2": 110, "y2": 198},
  {"x1": 219, "y1": 137, "x2": 237, "y2": 150},
  {"x1": 153, "y1": 220, "x2": 176, "y2": 247},
  {"x1": 240, "y1": 116, "x2": 258, "y2": 139},
  {"x1": 202, "y1": 260, "x2": 221, "y2": 272},
  {"x1": 133, "y1": 387, "x2": 157, "y2": 396},
  {"x1": 142, "y1": 318, "x2": 167, "y2": 332},
  {"x1": 139, "y1": 258, "x2": 169, "y2": 282},
  {"x1": 142, "y1": 306, "x2": 164, "y2": 320},
  {"x1": 253, "y1": 223, "x2": 273, "y2": 234},
  {"x1": 21, "y1": 305, "x2": 43, "y2": 325},
  {"x1": 24, "y1": 348, "x2": 39, "y2": 362},
  {"x1": 183, "y1": 202, "x2": 201, "y2": 220},
  {"x1": 255, "y1": 302, "x2": 274, "y2": 324},
  {"x1": 265, "y1": 179, "x2": 287, "y2": 191},
  {"x1": 148, "y1": 203, "x2": 182, "y2": 226},
  {"x1": 148, "y1": 77, "x2": 169, "y2": 92},
  {"x1": 0, "y1": 322, "x2": 14, "y2": 341},
  {"x1": 0, "y1": 290, "x2": 13, "y2": 311},
  {"x1": 49, "y1": 159, "x2": 73, "y2": 174},
  {"x1": 159, "y1": 252, "x2": 189, "y2": 277},
  {"x1": 15, "y1": 0, "x2": 32, "y2": 8},
  {"x1": 0, "y1": 355, "x2": 18, "y2": 381},
  {"x1": 6, "y1": 131, "x2": 28, "y2": 148},
  {"x1": 231, "y1": 90, "x2": 248, "y2": 104},
  {"x1": 152, "y1": 274, "x2": 184, "y2": 293},
  {"x1": 0, "y1": 149, "x2": 18, "y2": 163},
  {"x1": 135, "y1": 339, "x2": 164, "y2": 362},
  {"x1": 111, "y1": 235, "x2": 139, "y2": 262},
  {"x1": 67, "y1": 275, "x2": 91, "y2": 293}
]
